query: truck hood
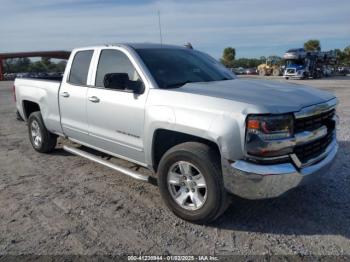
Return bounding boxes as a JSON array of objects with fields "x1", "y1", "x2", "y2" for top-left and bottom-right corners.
[{"x1": 175, "y1": 79, "x2": 335, "y2": 113}]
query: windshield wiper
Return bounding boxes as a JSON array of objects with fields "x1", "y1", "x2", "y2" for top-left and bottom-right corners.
[
  {"x1": 165, "y1": 80, "x2": 192, "y2": 88},
  {"x1": 165, "y1": 77, "x2": 231, "y2": 88}
]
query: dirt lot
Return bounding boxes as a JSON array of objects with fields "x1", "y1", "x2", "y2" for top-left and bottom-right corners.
[{"x1": 0, "y1": 77, "x2": 349, "y2": 256}]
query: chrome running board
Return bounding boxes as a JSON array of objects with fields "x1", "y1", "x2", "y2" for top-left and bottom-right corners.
[{"x1": 63, "y1": 145, "x2": 149, "y2": 182}]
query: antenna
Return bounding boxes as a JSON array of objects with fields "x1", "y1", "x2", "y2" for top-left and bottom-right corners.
[{"x1": 158, "y1": 10, "x2": 163, "y2": 45}]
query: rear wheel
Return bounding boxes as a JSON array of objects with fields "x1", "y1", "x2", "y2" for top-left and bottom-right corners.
[
  {"x1": 273, "y1": 68, "x2": 280, "y2": 76},
  {"x1": 158, "y1": 142, "x2": 228, "y2": 223},
  {"x1": 28, "y1": 111, "x2": 57, "y2": 153},
  {"x1": 259, "y1": 69, "x2": 266, "y2": 76}
]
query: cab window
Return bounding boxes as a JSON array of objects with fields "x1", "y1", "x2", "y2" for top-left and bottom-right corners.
[
  {"x1": 68, "y1": 50, "x2": 93, "y2": 85},
  {"x1": 95, "y1": 49, "x2": 141, "y2": 88}
]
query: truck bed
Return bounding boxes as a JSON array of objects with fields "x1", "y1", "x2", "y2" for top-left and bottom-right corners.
[
  {"x1": 15, "y1": 78, "x2": 63, "y2": 135},
  {"x1": 18, "y1": 75, "x2": 63, "y2": 82}
]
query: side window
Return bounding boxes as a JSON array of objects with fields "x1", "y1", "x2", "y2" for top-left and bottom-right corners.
[
  {"x1": 95, "y1": 49, "x2": 141, "y2": 88},
  {"x1": 68, "y1": 50, "x2": 93, "y2": 85}
]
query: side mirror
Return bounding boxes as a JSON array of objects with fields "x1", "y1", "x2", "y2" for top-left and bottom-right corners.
[
  {"x1": 103, "y1": 73, "x2": 144, "y2": 94},
  {"x1": 103, "y1": 73, "x2": 129, "y2": 90}
]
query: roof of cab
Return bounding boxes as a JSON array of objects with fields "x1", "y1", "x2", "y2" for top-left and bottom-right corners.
[
  {"x1": 118, "y1": 43, "x2": 186, "y2": 50},
  {"x1": 72, "y1": 43, "x2": 187, "y2": 52}
]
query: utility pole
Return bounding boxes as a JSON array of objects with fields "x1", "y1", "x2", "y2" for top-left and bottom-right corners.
[{"x1": 158, "y1": 10, "x2": 163, "y2": 45}]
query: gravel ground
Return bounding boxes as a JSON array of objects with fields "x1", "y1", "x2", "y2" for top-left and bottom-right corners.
[{"x1": 0, "y1": 77, "x2": 349, "y2": 256}]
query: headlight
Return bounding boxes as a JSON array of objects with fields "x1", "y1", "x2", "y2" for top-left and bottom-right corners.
[
  {"x1": 247, "y1": 114, "x2": 293, "y2": 139},
  {"x1": 245, "y1": 114, "x2": 294, "y2": 157}
]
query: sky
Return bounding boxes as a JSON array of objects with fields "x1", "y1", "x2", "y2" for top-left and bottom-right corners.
[{"x1": 1, "y1": 0, "x2": 350, "y2": 59}]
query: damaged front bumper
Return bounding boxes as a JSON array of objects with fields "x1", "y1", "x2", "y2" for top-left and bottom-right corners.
[{"x1": 222, "y1": 140, "x2": 338, "y2": 199}]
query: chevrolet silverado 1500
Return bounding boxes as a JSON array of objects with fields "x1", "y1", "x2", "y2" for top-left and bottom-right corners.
[{"x1": 14, "y1": 43, "x2": 338, "y2": 223}]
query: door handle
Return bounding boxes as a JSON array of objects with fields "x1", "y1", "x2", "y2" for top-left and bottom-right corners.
[
  {"x1": 88, "y1": 96, "x2": 100, "y2": 103},
  {"x1": 61, "y1": 92, "x2": 70, "y2": 98}
]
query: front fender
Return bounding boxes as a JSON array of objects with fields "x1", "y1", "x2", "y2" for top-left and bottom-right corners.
[
  {"x1": 144, "y1": 105, "x2": 176, "y2": 167},
  {"x1": 207, "y1": 111, "x2": 246, "y2": 161},
  {"x1": 144, "y1": 105, "x2": 246, "y2": 167}
]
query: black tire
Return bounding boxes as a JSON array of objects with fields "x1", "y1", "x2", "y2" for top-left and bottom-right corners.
[
  {"x1": 259, "y1": 69, "x2": 266, "y2": 76},
  {"x1": 272, "y1": 68, "x2": 280, "y2": 76},
  {"x1": 16, "y1": 110, "x2": 24, "y2": 121},
  {"x1": 158, "y1": 142, "x2": 228, "y2": 224},
  {"x1": 28, "y1": 111, "x2": 57, "y2": 153}
]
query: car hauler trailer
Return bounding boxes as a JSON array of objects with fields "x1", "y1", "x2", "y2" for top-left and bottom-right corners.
[{"x1": 283, "y1": 48, "x2": 336, "y2": 79}]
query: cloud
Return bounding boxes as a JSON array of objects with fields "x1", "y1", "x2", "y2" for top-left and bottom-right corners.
[{"x1": 1, "y1": 0, "x2": 350, "y2": 58}]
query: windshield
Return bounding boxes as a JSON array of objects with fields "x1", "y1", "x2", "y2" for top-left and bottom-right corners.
[
  {"x1": 136, "y1": 48, "x2": 235, "y2": 89},
  {"x1": 285, "y1": 59, "x2": 304, "y2": 67}
]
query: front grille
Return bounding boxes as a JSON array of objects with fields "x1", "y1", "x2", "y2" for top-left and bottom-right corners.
[
  {"x1": 295, "y1": 109, "x2": 335, "y2": 132},
  {"x1": 294, "y1": 131, "x2": 334, "y2": 164},
  {"x1": 294, "y1": 109, "x2": 336, "y2": 164}
]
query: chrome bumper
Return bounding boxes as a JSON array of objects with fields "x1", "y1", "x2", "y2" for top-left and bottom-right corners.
[
  {"x1": 283, "y1": 74, "x2": 302, "y2": 79},
  {"x1": 222, "y1": 141, "x2": 338, "y2": 199}
]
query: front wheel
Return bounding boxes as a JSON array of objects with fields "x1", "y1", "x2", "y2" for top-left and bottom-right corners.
[
  {"x1": 259, "y1": 69, "x2": 266, "y2": 76},
  {"x1": 28, "y1": 111, "x2": 57, "y2": 153},
  {"x1": 158, "y1": 142, "x2": 229, "y2": 223},
  {"x1": 272, "y1": 68, "x2": 280, "y2": 76},
  {"x1": 16, "y1": 110, "x2": 24, "y2": 121}
]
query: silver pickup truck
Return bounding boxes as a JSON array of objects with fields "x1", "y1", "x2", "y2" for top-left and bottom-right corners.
[{"x1": 14, "y1": 43, "x2": 338, "y2": 223}]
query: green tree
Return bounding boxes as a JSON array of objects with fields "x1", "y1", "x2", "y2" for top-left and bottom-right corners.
[
  {"x1": 344, "y1": 46, "x2": 350, "y2": 59},
  {"x1": 304, "y1": 39, "x2": 321, "y2": 51},
  {"x1": 334, "y1": 46, "x2": 350, "y2": 66},
  {"x1": 54, "y1": 60, "x2": 67, "y2": 72},
  {"x1": 335, "y1": 49, "x2": 345, "y2": 65},
  {"x1": 3, "y1": 58, "x2": 15, "y2": 73},
  {"x1": 231, "y1": 58, "x2": 259, "y2": 68},
  {"x1": 3, "y1": 57, "x2": 67, "y2": 74},
  {"x1": 29, "y1": 61, "x2": 46, "y2": 73},
  {"x1": 220, "y1": 47, "x2": 236, "y2": 67},
  {"x1": 259, "y1": 56, "x2": 266, "y2": 62},
  {"x1": 41, "y1": 57, "x2": 51, "y2": 66},
  {"x1": 6, "y1": 58, "x2": 31, "y2": 73},
  {"x1": 342, "y1": 46, "x2": 350, "y2": 66}
]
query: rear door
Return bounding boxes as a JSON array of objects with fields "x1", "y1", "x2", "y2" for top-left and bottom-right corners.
[
  {"x1": 86, "y1": 48, "x2": 148, "y2": 164},
  {"x1": 59, "y1": 49, "x2": 94, "y2": 142}
]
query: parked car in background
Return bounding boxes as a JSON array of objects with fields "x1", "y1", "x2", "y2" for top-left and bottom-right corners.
[
  {"x1": 243, "y1": 67, "x2": 258, "y2": 75},
  {"x1": 337, "y1": 67, "x2": 349, "y2": 76},
  {"x1": 14, "y1": 72, "x2": 64, "y2": 81},
  {"x1": 231, "y1": 67, "x2": 245, "y2": 75},
  {"x1": 322, "y1": 66, "x2": 333, "y2": 77},
  {"x1": 4, "y1": 73, "x2": 17, "y2": 80},
  {"x1": 283, "y1": 48, "x2": 307, "y2": 60}
]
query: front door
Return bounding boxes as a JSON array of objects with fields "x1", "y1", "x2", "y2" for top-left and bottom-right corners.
[{"x1": 86, "y1": 48, "x2": 147, "y2": 164}]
